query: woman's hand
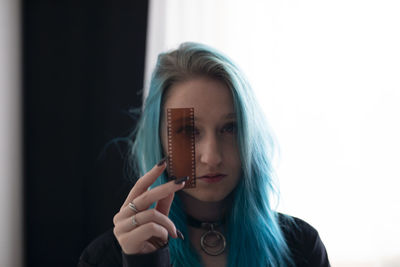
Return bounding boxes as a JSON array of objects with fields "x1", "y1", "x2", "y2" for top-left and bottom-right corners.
[{"x1": 113, "y1": 158, "x2": 187, "y2": 254}]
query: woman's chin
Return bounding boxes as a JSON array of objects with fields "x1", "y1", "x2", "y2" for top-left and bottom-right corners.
[{"x1": 182, "y1": 189, "x2": 228, "y2": 203}]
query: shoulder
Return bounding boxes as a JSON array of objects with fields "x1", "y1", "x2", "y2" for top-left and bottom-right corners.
[
  {"x1": 78, "y1": 229, "x2": 122, "y2": 267},
  {"x1": 277, "y1": 213, "x2": 331, "y2": 267},
  {"x1": 278, "y1": 213, "x2": 319, "y2": 243}
]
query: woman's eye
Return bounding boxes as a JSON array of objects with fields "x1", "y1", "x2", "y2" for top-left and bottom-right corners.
[
  {"x1": 221, "y1": 122, "x2": 237, "y2": 134},
  {"x1": 176, "y1": 125, "x2": 199, "y2": 135}
]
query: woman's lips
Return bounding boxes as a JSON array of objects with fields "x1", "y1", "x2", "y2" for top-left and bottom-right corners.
[{"x1": 198, "y1": 174, "x2": 227, "y2": 183}]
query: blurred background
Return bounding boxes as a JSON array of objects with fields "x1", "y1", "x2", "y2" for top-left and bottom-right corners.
[{"x1": 1, "y1": 0, "x2": 399, "y2": 266}]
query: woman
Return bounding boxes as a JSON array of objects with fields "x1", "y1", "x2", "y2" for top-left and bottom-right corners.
[{"x1": 79, "y1": 43, "x2": 330, "y2": 267}]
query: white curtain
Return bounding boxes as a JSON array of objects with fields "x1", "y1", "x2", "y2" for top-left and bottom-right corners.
[
  {"x1": 146, "y1": 1, "x2": 400, "y2": 266},
  {"x1": 0, "y1": 0, "x2": 22, "y2": 266}
]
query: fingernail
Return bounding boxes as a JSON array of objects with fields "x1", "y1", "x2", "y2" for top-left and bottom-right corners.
[
  {"x1": 174, "y1": 176, "x2": 189, "y2": 184},
  {"x1": 157, "y1": 156, "x2": 168, "y2": 166},
  {"x1": 176, "y1": 229, "x2": 184, "y2": 240}
]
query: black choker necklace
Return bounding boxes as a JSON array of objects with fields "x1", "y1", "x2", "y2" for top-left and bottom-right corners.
[{"x1": 186, "y1": 214, "x2": 226, "y2": 256}]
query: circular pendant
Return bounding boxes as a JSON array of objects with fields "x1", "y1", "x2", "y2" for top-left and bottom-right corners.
[{"x1": 200, "y1": 229, "x2": 226, "y2": 256}]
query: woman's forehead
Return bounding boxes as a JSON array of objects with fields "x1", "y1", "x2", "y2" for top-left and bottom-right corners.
[{"x1": 163, "y1": 77, "x2": 235, "y2": 115}]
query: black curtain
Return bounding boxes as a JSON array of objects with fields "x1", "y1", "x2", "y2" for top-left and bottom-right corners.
[{"x1": 23, "y1": 1, "x2": 148, "y2": 266}]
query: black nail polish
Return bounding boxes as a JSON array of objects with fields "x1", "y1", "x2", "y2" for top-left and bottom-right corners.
[
  {"x1": 174, "y1": 176, "x2": 189, "y2": 184},
  {"x1": 176, "y1": 229, "x2": 184, "y2": 240},
  {"x1": 157, "y1": 156, "x2": 168, "y2": 166}
]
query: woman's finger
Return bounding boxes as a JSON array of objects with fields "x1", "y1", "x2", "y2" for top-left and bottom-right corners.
[
  {"x1": 115, "y1": 178, "x2": 186, "y2": 223},
  {"x1": 118, "y1": 222, "x2": 169, "y2": 254},
  {"x1": 147, "y1": 236, "x2": 167, "y2": 250},
  {"x1": 114, "y1": 209, "x2": 178, "y2": 238},
  {"x1": 138, "y1": 241, "x2": 158, "y2": 254},
  {"x1": 130, "y1": 177, "x2": 187, "y2": 212},
  {"x1": 155, "y1": 192, "x2": 174, "y2": 216},
  {"x1": 121, "y1": 158, "x2": 168, "y2": 208}
]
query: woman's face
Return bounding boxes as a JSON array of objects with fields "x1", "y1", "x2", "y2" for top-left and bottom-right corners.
[{"x1": 160, "y1": 77, "x2": 241, "y2": 202}]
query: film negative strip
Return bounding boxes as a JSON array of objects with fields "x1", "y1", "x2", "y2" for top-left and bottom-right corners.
[{"x1": 167, "y1": 108, "x2": 196, "y2": 188}]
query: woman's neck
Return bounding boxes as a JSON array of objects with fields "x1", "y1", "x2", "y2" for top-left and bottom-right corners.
[{"x1": 177, "y1": 191, "x2": 234, "y2": 222}]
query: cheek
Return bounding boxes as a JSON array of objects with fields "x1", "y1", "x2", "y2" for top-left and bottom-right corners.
[
  {"x1": 225, "y1": 137, "x2": 240, "y2": 162},
  {"x1": 231, "y1": 141, "x2": 242, "y2": 178},
  {"x1": 221, "y1": 138, "x2": 241, "y2": 181}
]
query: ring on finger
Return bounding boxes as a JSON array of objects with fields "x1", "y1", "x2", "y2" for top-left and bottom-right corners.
[
  {"x1": 128, "y1": 202, "x2": 139, "y2": 213},
  {"x1": 131, "y1": 215, "x2": 139, "y2": 227}
]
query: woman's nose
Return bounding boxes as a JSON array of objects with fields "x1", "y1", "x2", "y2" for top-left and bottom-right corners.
[{"x1": 198, "y1": 134, "x2": 222, "y2": 167}]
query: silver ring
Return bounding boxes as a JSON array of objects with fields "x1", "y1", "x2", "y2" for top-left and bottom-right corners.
[
  {"x1": 128, "y1": 202, "x2": 139, "y2": 213},
  {"x1": 131, "y1": 215, "x2": 139, "y2": 227}
]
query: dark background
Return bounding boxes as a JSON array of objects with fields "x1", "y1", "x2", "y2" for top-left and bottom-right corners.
[{"x1": 23, "y1": 1, "x2": 148, "y2": 266}]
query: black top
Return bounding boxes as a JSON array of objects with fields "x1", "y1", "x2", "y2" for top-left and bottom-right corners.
[{"x1": 78, "y1": 214, "x2": 330, "y2": 267}]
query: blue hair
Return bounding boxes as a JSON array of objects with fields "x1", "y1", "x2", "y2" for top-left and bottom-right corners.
[{"x1": 130, "y1": 42, "x2": 294, "y2": 266}]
